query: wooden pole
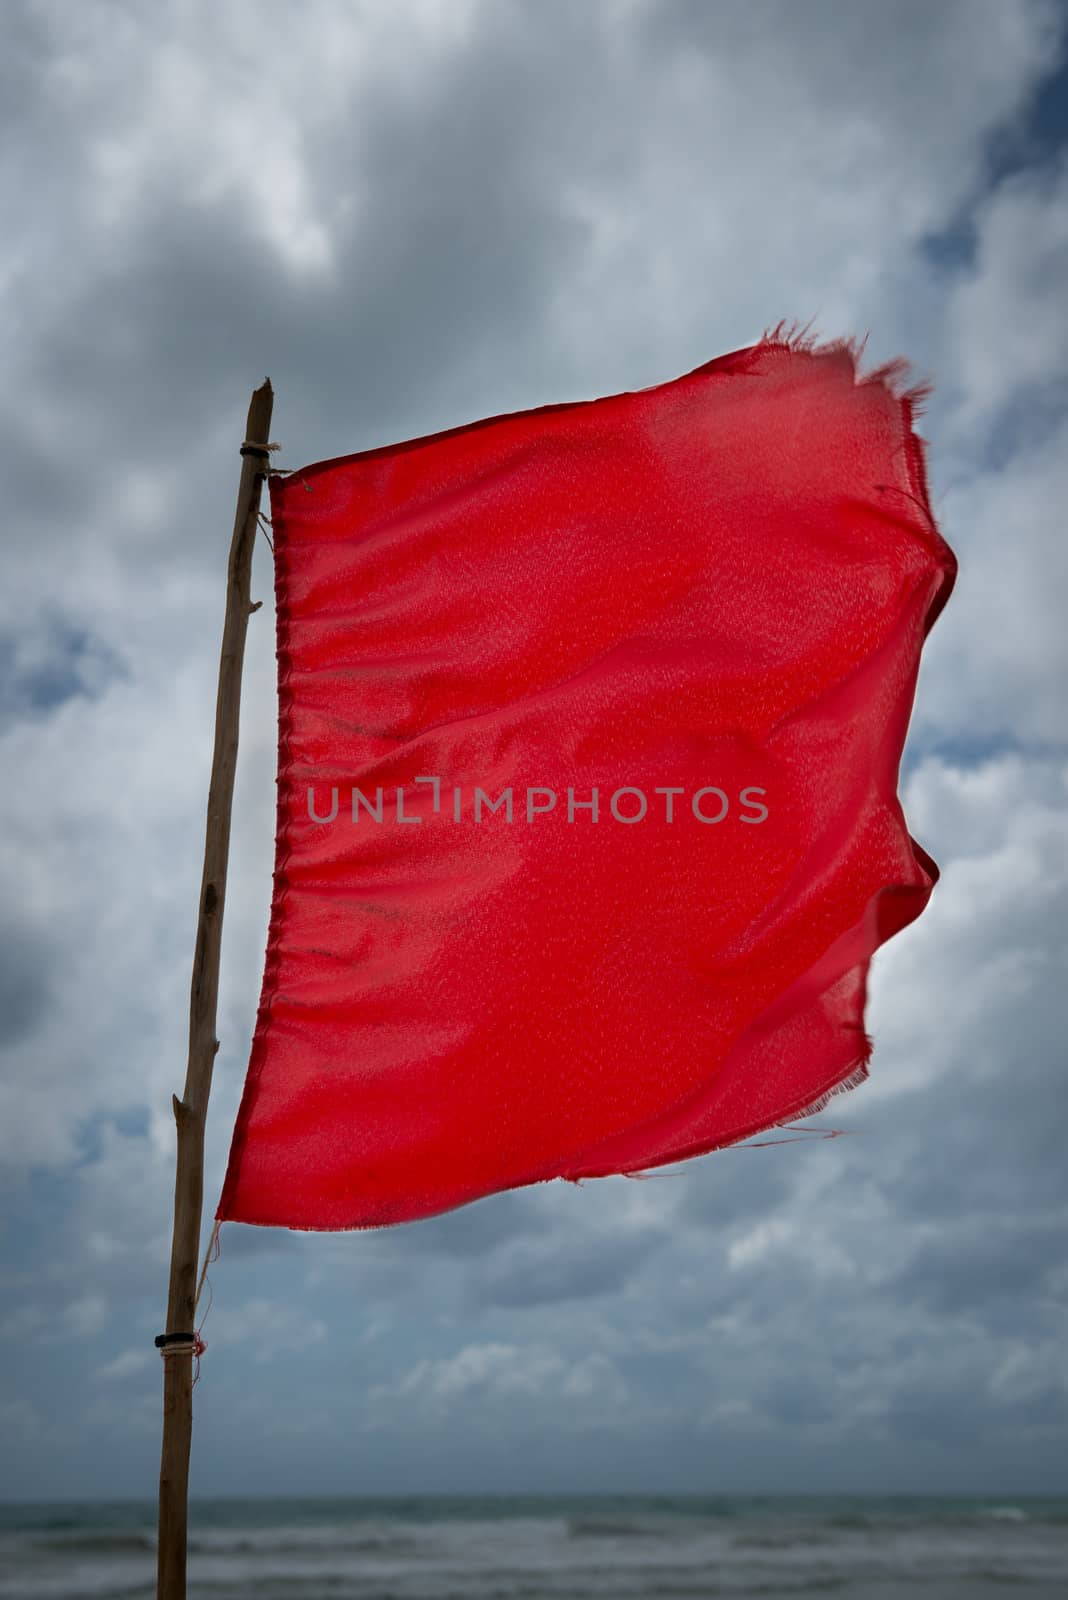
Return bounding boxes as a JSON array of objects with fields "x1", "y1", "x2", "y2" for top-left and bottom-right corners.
[{"x1": 157, "y1": 379, "x2": 274, "y2": 1600}]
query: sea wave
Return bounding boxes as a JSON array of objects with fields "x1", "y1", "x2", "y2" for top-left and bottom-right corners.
[
  {"x1": 30, "y1": 1532, "x2": 156, "y2": 1555},
  {"x1": 567, "y1": 1515, "x2": 674, "y2": 1539},
  {"x1": 730, "y1": 1528, "x2": 833, "y2": 1550}
]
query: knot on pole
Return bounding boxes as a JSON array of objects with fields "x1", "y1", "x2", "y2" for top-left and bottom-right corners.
[
  {"x1": 155, "y1": 1332, "x2": 205, "y2": 1356},
  {"x1": 155, "y1": 1330, "x2": 208, "y2": 1387}
]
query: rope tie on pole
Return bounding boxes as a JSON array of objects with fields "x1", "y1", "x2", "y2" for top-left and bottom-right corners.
[
  {"x1": 155, "y1": 1333, "x2": 206, "y2": 1357},
  {"x1": 155, "y1": 1331, "x2": 208, "y2": 1387}
]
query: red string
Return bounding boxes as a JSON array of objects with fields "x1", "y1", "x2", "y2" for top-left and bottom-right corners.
[
  {"x1": 621, "y1": 1124, "x2": 855, "y2": 1178},
  {"x1": 735, "y1": 1125, "x2": 853, "y2": 1147},
  {"x1": 191, "y1": 1222, "x2": 221, "y2": 1388}
]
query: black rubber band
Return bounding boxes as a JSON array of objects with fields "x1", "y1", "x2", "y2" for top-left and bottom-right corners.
[
  {"x1": 155, "y1": 1332, "x2": 197, "y2": 1348},
  {"x1": 240, "y1": 444, "x2": 271, "y2": 459}
]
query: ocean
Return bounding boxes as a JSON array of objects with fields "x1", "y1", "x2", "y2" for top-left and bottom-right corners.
[{"x1": 1, "y1": 1494, "x2": 1066, "y2": 1599}]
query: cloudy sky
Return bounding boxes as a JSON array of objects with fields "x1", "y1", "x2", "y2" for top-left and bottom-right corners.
[{"x1": 3, "y1": 0, "x2": 1067, "y2": 1502}]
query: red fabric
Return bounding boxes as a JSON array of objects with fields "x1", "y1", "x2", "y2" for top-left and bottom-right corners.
[{"x1": 217, "y1": 335, "x2": 955, "y2": 1231}]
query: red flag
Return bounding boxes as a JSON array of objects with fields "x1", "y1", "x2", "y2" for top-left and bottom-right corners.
[{"x1": 217, "y1": 333, "x2": 955, "y2": 1230}]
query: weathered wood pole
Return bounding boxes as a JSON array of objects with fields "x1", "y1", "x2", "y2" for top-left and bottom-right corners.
[{"x1": 157, "y1": 379, "x2": 274, "y2": 1600}]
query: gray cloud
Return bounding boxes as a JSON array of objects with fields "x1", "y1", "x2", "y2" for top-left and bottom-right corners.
[{"x1": 0, "y1": 918, "x2": 53, "y2": 1047}]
